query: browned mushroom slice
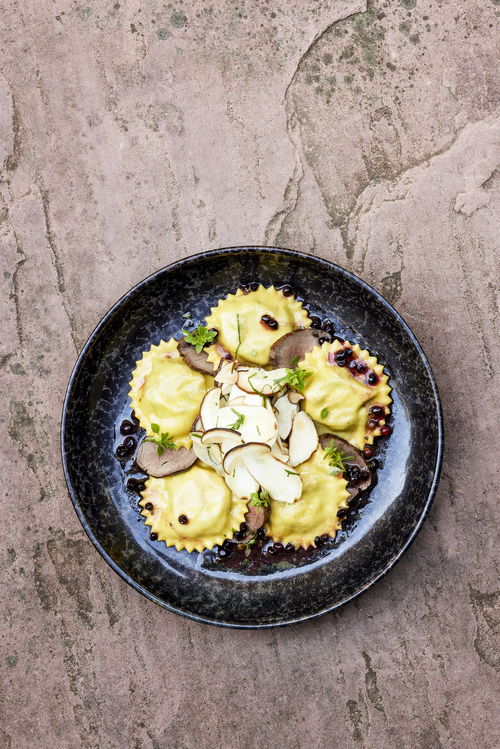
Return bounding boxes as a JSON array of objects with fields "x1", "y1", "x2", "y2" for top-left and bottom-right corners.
[
  {"x1": 319, "y1": 433, "x2": 372, "y2": 499},
  {"x1": 136, "y1": 439, "x2": 196, "y2": 478},
  {"x1": 245, "y1": 502, "x2": 269, "y2": 533},
  {"x1": 268, "y1": 328, "x2": 332, "y2": 368},
  {"x1": 178, "y1": 337, "x2": 215, "y2": 375}
]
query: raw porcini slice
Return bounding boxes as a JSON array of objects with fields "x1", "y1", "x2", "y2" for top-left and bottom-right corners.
[{"x1": 288, "y1": 411, "x2": 319, "y2": 467}]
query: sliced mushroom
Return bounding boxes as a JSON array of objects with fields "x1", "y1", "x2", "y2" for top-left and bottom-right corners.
[
  {"x1": 236, "y1": 367, "x2": 287, "y2": 396},
  {"x1": 215, "y1": 359, "x2": 238, "y2": 387},
  {"x1": 225, "y1": 462, "x2": 259, "y2": 498},
  {"x1": 136, "y1": 440, "x2": 196, "y2": 478},
  {"x1": 199, "y1": 386, "x2": 222, "y2": 430},
  {"x1": 274, "y1": 391, "x2": 300, "y2": 440},
  {"x1": 191, "y1": 433, "x2": 224, "y2": 474},
  {"x1": 319, "y1": 433, "x2": 372, "y2": 499},
  {"x1": 201, "y1": 428, "x2": 243, "y2": 454},
  {"x1": 227, "y1": 382, "x2": 263, "y2": 407},
  {"x1": 216, "y1": 404, "x2": 278, "y2": 446},
  {"x1": 244, "y1": 502, "x2": 269, "y2": 535},
  {"x1": 287, "y1": 390, "x2": 305, "y2": 405},
  {"x1": 178, "y1": 337, "x2": 215, "y2": 375},
  {"x1": 245, "y1": 450, "x2": 302, "y2": 504},
  {"x1": 288, "y1": 411, "x2": 319, "y2": 467},
  {"x1": 271, "y1": 434, "x2": 289, "y2": 462},
  {"x1": 222, "y1": 441, "x2": 272, "y2": 474},
  {"x1": 268, "y1": 328, "x2": 332, "y2": 368}
]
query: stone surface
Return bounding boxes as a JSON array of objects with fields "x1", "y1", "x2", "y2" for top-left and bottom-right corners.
[{"x1": 0, "y1": 0, "x2": 498, "y2": 747}]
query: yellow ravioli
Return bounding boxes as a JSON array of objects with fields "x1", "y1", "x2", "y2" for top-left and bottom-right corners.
[
  {"x1": 139, "y1": 464, "x2": 248, "y2": 552},
  {"x1": 205, "y1": 285, "x2": 310, "y2": 366},
  {"x1": 129, "y1": 338, "x2": 209, "y2": 448},
  {"x1": 266, "y1": 447, "x2": 349, "y2": 549},
  {"x1": 302, "y1": 340, "x2": 392, "y2": 449}
]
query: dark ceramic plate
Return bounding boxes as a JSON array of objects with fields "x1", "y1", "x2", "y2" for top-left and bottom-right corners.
[{"x1": 61, "y1": 247, "x2": 443, "y2": 628}]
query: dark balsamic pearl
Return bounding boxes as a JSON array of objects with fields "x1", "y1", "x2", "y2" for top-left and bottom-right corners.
[
  {"x1": 337, "y1": 508, "x2": 347, "y2": 518},
  {"x1": 285, "y1": 543, "x2": 295, "y2": 553},
  {"x1": 367, "y1": 459, "x2": 379, "y2": 470},
  {"x1": 320, "y1": 534, "x2": 329, "y2": 543},
  {"x1": 344, "y1": 348, "x2": 353, "y2": 358},
  {"x1": 363, "y1": 446, "x2": 374, "y2": 458},
  {"x1": 310, "y1": 316, "x2": 322, "y2": 329},
  {"x1": 348, "y1": 360, "x2": 358, "y2": 372},
  {"x1": 318, "y1": 337, "x2": 328, "y2": 345},
  {"x1": 123, "y1": 436, "x2": 137, "y2": 452},
  {"x1": 178, "y1": 514, "x2": 188, "y2": 525},
  {"x1": 150, "y1": 532, "x2": 158, "y2": 541},
  {"x1": 218, "y1": 547, "x2": 229, "y2": 558},
  {"x1": 314, "y1": 536, "x2": 323, "y2": 547},
  {"x1": 234, "y1": 531, "x2": 246, "y2": 541},
  {"x1": 380, "y1": 425, "x2": 392, "y2": 437},
  {"x1": 367, "y1": 418, "x2": 379, "y2": 430},
  {"x1": 120, "y1": 420, "x2": 137, "y2": 435},
  {"x1": 249, "y1": 282, "x2": 259, "y2": 291},
  {"x1": 267, "y1": 545, "x2": 276, "y2": 556},
  {"x1": 261, "y1": 314, "x2": 279, "y2": 330},
  {"x1": 370, "y1": 405, "x2": 385, "y2": 417},
  {"x1": 273, "y1": 543, "x2": 284, "y2": 553},
  {"x1": 367, "y1": 372, "x2": 378, "y2": 385},
  {"x1": 240, "y1": 522, "x2": 248, "y2": 533},
  {"x1": 356, "y1": 362, "x2": 367, "y2": 374},
  {"x1": 256, "y1": 527, "x2": 266, "y2": 540},
  {"x1": 145, "y1": 502, "x2": 154, "y2": 511},
  {"x1": 281, "y1": 285, "x2": 294, "y2": 297}
]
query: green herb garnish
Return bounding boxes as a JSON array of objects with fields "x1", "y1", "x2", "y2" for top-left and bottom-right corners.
[
  {"x1": 323, "y1": 442, "x2": 349, "y2": 473},
  {"x1": 274, "y1": 366, "x2": 312, "y2": 392},
  {"x1": 234, "y1": 314, "x2": 242, "y2": 360},
  {"x1": 145, "y1": 423, "x2": 178, "y2": 456},
  {"x1": 182, "y1": 312, "x2": 191, "y2": 318},
  {"x1": 228, "y1": 408, "x2": 245, "y2": 430},
  {"x1": 249, "y1": 488, "x2": 271, "y2": 508},
  {"x1": 284, "y1": 468, "x2": 299, "y2": 476},
  {"x1": 182, "y1": 325, "x2": 217, "y2": 353},
  {"x1": 320, "y1": 407, "x2": 329, "y2": 419},
  {"x1": 290, "y1": 355, "x2": 300, "y2": 368}
]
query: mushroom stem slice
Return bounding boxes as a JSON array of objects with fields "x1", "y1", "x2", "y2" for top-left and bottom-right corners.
[
  {"x1": 227, "y1": 383, "x2": 263, "y2": 407},
  {"x1": 288, "y1": 411, "x2": 319, "y2": 467},
  {"x1": 199, "y1": 386, "x2": 222, "y2": 431},
  {"x1": 136, "y1": 440, "x2": 197, "y2": 478},
  {"x1": 268, "y1": 328, "x2": 332, "y2": 368}
]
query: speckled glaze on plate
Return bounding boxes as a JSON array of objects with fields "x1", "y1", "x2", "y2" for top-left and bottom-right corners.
[{"x1": 61, "y1": 247, "x2": 443, "y2": 628}]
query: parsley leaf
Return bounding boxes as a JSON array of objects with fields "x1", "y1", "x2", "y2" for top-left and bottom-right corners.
[
  {"x1": 284, "y1": 468, "x2": 299, "y2": 476},
  {"x1": 320, "y1": 407, "x2": 329, "y2": 419},
  {"x1": 228, "y1": 408, "x2": 245, "y2": 430},
  {"x1": 249, "y1": 488, "x2": 271, "y2": 508},
  {"x1": 182, "y1": 325, "x2": 217, "y2": 353},
  {"x1": 145, "y1": 424, "x2": 178, "y2": 455},
  {"x1": 274, "y1": 366, "x2": 312, "y2": 392}
]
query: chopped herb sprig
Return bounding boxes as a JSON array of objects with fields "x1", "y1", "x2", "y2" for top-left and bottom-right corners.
[
  {"x1": 274, "y1": 366, "x2": 312, "y2": 392},
  {"x1": 145, "y1": 423, "x2": 178, "y2": 456},
  {"x1": 249, "y1": 488, "x2": 271, "y2": 508},
  {"x1": 323, "y1": 442, "x2": 349, "y2": 474},
  {"x1": 182, "y1": 325, "x2": 217, "y2": 353},
  {"x1": 228, "y1": 408, "x2": 245, "y2": 430},
  {"x1": 234, "y1": 314, "x2": 242, "y2": 360}
]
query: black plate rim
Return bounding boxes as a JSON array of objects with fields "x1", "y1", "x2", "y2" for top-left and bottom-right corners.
[{"x1": 61, "y1": 246, "x2": 444, "y2": 628}]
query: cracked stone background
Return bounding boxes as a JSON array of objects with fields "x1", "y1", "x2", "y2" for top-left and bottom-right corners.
[{"x1": 0, "y1": 0, "x2": 499, "y2": 747}]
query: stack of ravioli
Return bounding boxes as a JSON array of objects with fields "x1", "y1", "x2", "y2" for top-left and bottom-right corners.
[{"x1": 128, "y1": 286, "x2": 391, "y2": 553}]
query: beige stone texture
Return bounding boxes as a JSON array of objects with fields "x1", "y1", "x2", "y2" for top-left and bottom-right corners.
[{"x1": 0, "y1": 0, "x2": 499, "y2": 747}]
